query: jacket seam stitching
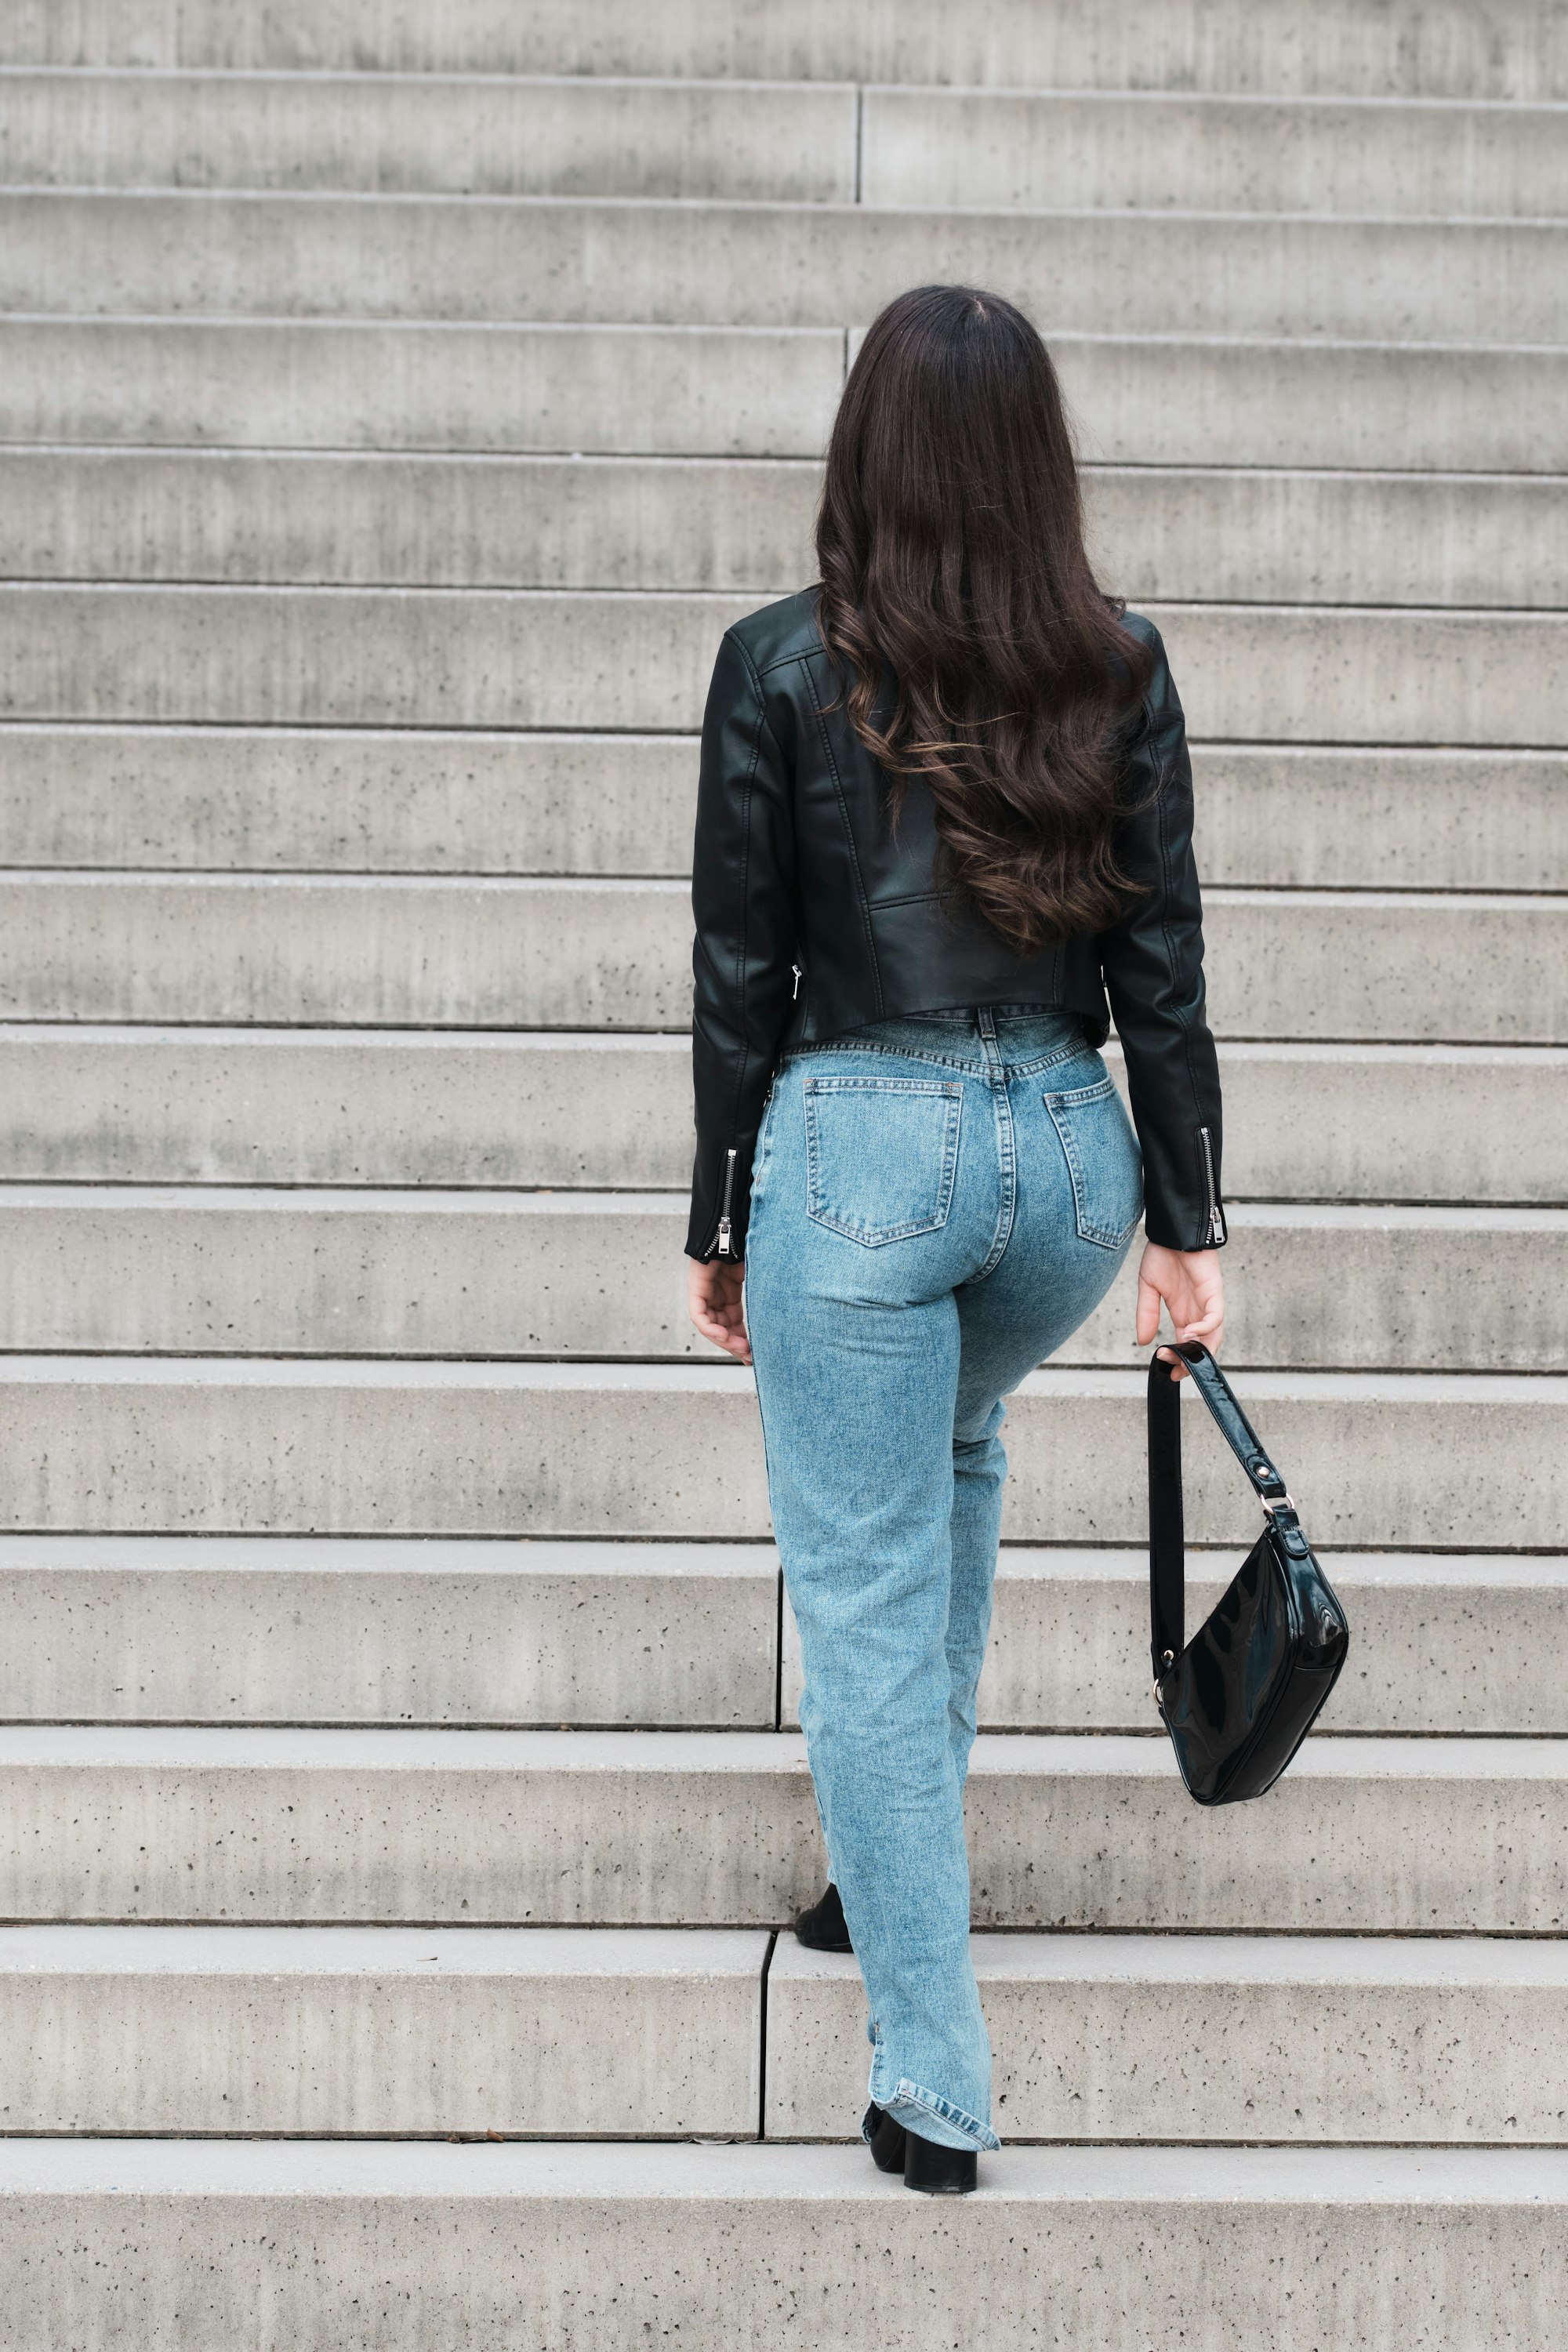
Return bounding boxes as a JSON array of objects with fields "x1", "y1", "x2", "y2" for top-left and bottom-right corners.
[
  {"x1": 1148, "y1": 688, "x2": 1211, "y2": 1245},
  {"x1": 802, "y1": 655, "x2": 884, "y2": 1017},
  {"x1": 713, "y1": 630, "x2": 771, "y2": 1240}
]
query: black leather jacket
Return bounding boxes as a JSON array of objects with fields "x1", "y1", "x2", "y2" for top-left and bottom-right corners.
[{"x1": 686, "y1": 590, "x2": 1225, "y2": 1261}]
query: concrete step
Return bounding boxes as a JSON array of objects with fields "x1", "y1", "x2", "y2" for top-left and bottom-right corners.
[
  {"x1": 0, "y1": 1534, "x2": 780, "y2": 1728},
  {"x1": 0, "y1": 318, "x2": 846, "y2": 457},
  {"x1": 0, "y1": 725, "x2": 704, "y2": 875},
  {"x1": 0, "y1": 1923, "x2": 766, "y2": 2136},
  {"x1": 782, "y1": 1548, "x2": 1568, "y2": 1737},
  {"x1": 2, "y1": 1922, "x2": 1562, "y2": 2146},
  {"x1": 3, "y1": 1534, "x2": 1561, "y2": 1739},
  {"x1": 0, "y1": 1358, "x2": 1561, "y2": 1547},
  {"x1": 2, "y1": 2142, "x2": 1566, "y2": 2352},
  {"x1": 7, "y1": 320, "x2": 1566, "y2": 474},
  {"x1": 3, "y1": 875, "x2": 1560, "y2": 1042},
  {"x1": 769, "y1": 1935, "x2": 1568, "y2": 2144},
  {"x1": 4, "y1": 194, "x2": 1566, "y2": 344},
  {"x1": 9, "y1": 450, "x2": 1566, "y2": 609},
  {"x1": 2, "y1": 587, "x2": 1562, "y2": 745},
  {"x1": 4, "y1": 1029, "x2": 1563, "y2": 1203},
  {"x1": 2, "y1": 1724, "x2": 1565, "y2": 1929},
  {"x1": 6, "y1": 0, "x2": 1565, "y2": 103},
  {"x1": 10, "y1": 71, "x2": 1564, "y2": 219},
  {"x1": 859, "y1": 88, "x2": 1568, "y2": 216},
  {"x1": 5, "y1": 729, "x2": 1563, "y2": 893},
  {"x1": 0, "y1": 69, "x2": 858, "y2": 200},
  {"x1": 2, "y1": 1190, "x2": 1561, "y2": 1374}
]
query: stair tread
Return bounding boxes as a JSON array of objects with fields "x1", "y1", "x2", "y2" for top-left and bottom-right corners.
[{"x1": 5, "y1": 2133, "x2": 1567, "y2": 2198}]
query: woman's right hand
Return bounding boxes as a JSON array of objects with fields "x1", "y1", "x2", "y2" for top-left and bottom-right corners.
[
  {"x1": 1134, "y1": 1243, "x2": 1225, "y2": 1380},
  {"x1": 688, "y1": 1256, "x2": 752, "y2": 1365}
]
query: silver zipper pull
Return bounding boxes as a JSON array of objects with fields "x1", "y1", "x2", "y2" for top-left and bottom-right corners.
[
  {"x1": 791, "y1": 963, "x2": 803, "y2": 1000},
  {"x1": 1198, "y1": 1125, "x2": 1226, "y2": 1246},
  {"x1": 716, "y1": 1147, "x2": 738, "y2": 1258}
]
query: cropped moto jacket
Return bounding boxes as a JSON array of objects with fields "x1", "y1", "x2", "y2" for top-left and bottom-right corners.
[{"x1": 685, "y1": 589, "x2": 1225, "y2": 1262}]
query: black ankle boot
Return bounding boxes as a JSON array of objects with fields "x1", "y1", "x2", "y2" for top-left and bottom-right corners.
[
  {"x1": 902, "y1": 2129, "x2": 978, "y2": 2196},
  {"x1": 864, "y1": 2104, "x2": 978, "y2": 2194},
  {"x1": 862, "y1": 2102, "x2": 906, "y2": 2172},
  {"x1": 794, "y1": 1882, "x2": 852, "y2": 1952}
]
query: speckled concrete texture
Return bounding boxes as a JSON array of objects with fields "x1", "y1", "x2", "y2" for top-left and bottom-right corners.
[
  {"x1": 1, "y1": 1727, "x2": 1564, "y2": 1931},
  {"x1": 767, "y1": 1934, "x2": 1568, "y2": 2142},
  {"x1": 0, "y1": 2140, "x2": 1565, "y2": 2349}
]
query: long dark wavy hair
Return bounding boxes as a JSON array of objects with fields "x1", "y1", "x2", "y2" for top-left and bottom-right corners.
[{"x1": 815, "y1": 284, "x2": 1154, "y2": 951}]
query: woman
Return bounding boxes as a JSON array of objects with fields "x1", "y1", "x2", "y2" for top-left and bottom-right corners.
[{"x1": 684, "y1": 285, "x2": 1225, "y2": 2194}]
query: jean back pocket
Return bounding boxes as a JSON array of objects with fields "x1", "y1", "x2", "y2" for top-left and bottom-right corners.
[
  {"x1": 804, "y1": 1074, "x2": 963, "y2": 1247},
  {"x1": 1044, "y1": 1075, "x2": 1143, "y2": 1250}
]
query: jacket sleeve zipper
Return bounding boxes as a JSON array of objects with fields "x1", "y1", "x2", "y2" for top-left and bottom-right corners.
[
  {"x1": 1197, "y1": 1124, "x2": 1226, "y2": 1247},
  {"x1": 715, "y1": 1146, "x2": 739, "y2": 1258}
]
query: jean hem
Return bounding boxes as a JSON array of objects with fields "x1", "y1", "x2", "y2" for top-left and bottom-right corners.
[{"x1": 868, "y1": 2075, "x2": 1001, "y2": 2154}]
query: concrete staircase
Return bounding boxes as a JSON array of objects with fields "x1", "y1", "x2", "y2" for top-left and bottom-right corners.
[{"x1": 2, "y1": 3, "x2": 1566, "y2": 2341}]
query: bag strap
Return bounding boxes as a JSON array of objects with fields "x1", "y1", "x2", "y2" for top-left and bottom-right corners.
[{"x1": 1147, "y1": 1341, "x2": 1294, "y2": 1679}]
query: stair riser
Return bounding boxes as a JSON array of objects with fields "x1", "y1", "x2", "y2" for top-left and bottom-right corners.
[
  {"x1": 862, "y1": 89, "x2": 1568, "y2": 216},
  {"x1": 7, "y1": 0, "x2": 1566, "y2": 101},
  {"x1": 3, "y1": 877, "x2": 1559, "y2": 1042},
  {"x1": 0, "y1": 72, "x2": 857, "y2": 201},
  {"x1": 0, "y1": 318, "x2": 844, "y2": 458},
  {"x1": 2, "y1": 1195, "x2": 1560, "y2": 1373},
  {"x1": 5, "y1": 732, "x2": 1562, "y2": 891},
  {"x1": 5, "y1": 1033, "x2": 1562, "y2": 1202},
  {"x1": 1, "y1": 1737, "x2": 1563, "y2": 1929},
  {"x1": 2, "y1": 589, "x2": 1563, "y2": 745},
  {"x1": 5, "y1": 2151, "x2": 1566, "y2": 2352},
  {"x1": 7, "y1": 321, "x2": 1564, "y2": 474},
  {"x1": 12, "y1": 77, "x2": 1568, "y2": 219},
  {"x1": 786, "y1": 1557, "x2": 1568, "y2": 1736},
  {"x1": 5, "y1": 1545, "x2": 1560, "y2": 1736},
  {"x1": 0, "y1": 1545, "x2": 780, "y2": 1728},
  {"x1": 0, "y1": 1366, "x2": 1560, "y2": 1546},
  {"x1": 9, "y1": 453, "x2": 1566, "y2": 609},
  {"x1": 770, "y1": 1946, "x2": 1568, "y2": 2143},
  {"x1": 0, "y1": 1934, "x2": 765, "y2": 2136},
  {"x1": 2, "y1": 1933, "x2": 1563, "y2": 2143},
  {"x1": 5, "y1": 197, "x2": 1566, "y2": 343}
]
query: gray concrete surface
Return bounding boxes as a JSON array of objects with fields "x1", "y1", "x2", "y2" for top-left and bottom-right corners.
[
  {"x1": 0, "y1": 1922, "x2": 767, "y2": 2134},
  {"x1": 4, "y1": 1534, "x2": 1560, "y2": 1738},
  {"x1": 0, "y1": 317, "x2": 846, "y2": 455},
  {"x1": 4, "y1": 1028, "x2": 1564, "y2": 1201},
  {"x1": 768, "y1": 1935, "x2": 1568, "y2": 2142},
  {"x1": 0, "y1": 1725, "x2": 1563, "y2": 1931},
  {"x1": 0, "y1": 1535, "x2": 779, "y2": 1727},
  {"x1": 13, "y1": 71, "x2": 1566, "y2": 216},
  {"x1": 0, "y1": 69, "x2": 858, "y2": 198},
  {"x1": 783, "y1": 1548, "x2": 1568, "y2": 1736},
  {"x1": 0, "y1": 1358, "x2": 1562, "y2": 1547},
  {"x1": 0, "y1": 2139, "x2": 1563, "y2": 2350},
  {"x1": 8, "y1": 319, "x2": 1566, "y2": 473},
  {"x1": 0, "y1": 1189, "x2": 1559, "y2": 1373},
  {"x1": 861, "y1": 87, "x2": 1568, "y2": 214},
  {"x1": 0, "y1": 727, "x2": 702, "y2": 873},
  {"x1": 4, "y1": 874, "x2": 1560, "y2": 1039},
  {"x1": 4, "y1": 586, "x2": 1563, "y2": 742},
  {"x1": 3, "y1": 731, "x2": 1562, "y2": 890},
  {"x1": 6, "y1": 0, "x2": 1566, "y2": 100},
  {"x1": 8, "y1": 449, "x2": 1566, "y2": 608},
  {"x1": 4, "y1": 194, "x2": 1566, "y2": 343}
]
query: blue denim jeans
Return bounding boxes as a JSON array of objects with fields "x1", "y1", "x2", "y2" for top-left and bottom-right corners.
[{"x1": 744, "y1": 1007, "x2": 1142, "y2": 2153}]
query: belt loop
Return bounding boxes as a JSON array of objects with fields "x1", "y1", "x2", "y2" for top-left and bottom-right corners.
[{"x1": 977, "y1": 1007, "x2": 997, "y2": 1042}]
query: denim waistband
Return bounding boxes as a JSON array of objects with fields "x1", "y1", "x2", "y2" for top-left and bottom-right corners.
[{"x1": 797, "y1": 1004, "x2": 1087, "y2": 1075}]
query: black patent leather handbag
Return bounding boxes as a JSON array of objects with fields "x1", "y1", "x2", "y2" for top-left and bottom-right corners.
[{"x1": 1149, "y1": 1341, "x2": 1349, "y2": 1806}]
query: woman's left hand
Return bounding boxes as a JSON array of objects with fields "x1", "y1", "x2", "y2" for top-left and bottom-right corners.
[
  {"x1": 688, "y1": 1258, "x2": 752, "y2": 1363},
  {"x1": 1134, "y1": 1243, "x2": 1224, "y2": 1379}
]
